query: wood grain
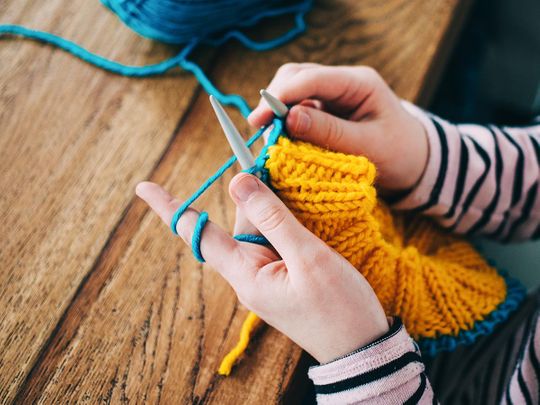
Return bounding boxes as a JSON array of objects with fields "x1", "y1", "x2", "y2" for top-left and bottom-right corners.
[
  {"x1": 0, "y1": 0, "x2": 471, "y2": 402},
  {"x1": 0, "y1": 0, "x2": 213, "y2": 402}
]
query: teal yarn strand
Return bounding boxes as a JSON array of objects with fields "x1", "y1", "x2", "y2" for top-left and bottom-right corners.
[
  {"x1": 0, "y1": 0, "x2": 312, "y2": 117},
  {"x1": 192, "y1": 212, "x2": 209, "y2": 262},
  {"x1": 178, "y1": 55, "x2": 252, "y2": 117},
  {"x1": 169, "y1": 122, "x2": 271, "y2": 235},
  {"x1": 101, "y1": 0, "x2": 312, "y2": 46},
  {"x1": 1, "y1": 1, "x2": 306, "y2": 256},
  {"x1": 171, "y1": 119, "x2": 283, "y2": 262},
  {"x1": 234, "y1": 234, "x2": 269, "y2": 246},
  {"x1": 0, "y1": 24, "x2": 191, "y2": 76}
]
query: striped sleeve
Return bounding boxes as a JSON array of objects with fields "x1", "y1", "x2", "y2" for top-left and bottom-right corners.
[
  {"x1": 502, "y1": 312, "x2": 540, "y2": 404},
  {"x1": 308, "y1": 318, "x2": 436, "y2": 404},
  {"x1": 391, "y1": 101, "x2": 540, "y2": 242}
]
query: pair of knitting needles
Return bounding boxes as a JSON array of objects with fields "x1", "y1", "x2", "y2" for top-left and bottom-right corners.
[{"x1": 209, "y1": 89, "x2": 288, "y2": 170}]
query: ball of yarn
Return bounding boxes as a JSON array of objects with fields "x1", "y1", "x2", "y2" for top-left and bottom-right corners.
[
  {"x1": 0, "y1": 1, "x2": 312, "y2": 116},
  {"x1": 101, "y1": 0, "x2": 312, "y2": 44}
]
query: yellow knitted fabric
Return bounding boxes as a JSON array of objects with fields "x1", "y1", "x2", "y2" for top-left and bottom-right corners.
[{"x1": 218, "y1": 135, "x2": 509, "y2": 375}]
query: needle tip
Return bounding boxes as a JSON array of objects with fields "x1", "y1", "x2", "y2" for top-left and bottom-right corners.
[
  {"x1": 259, "y1": 89, "x2": 288, "y2": 118},
  {"x1": 209, "y1": 94, "x2": 223, "y2": 114},
  {"x1": 209, "y1": 93, "x2": 256, "y2": 170}
]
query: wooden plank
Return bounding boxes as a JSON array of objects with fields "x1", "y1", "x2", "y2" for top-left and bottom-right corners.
[
  {"x1": 2, "y1": 0, "x2": 472, "y2": 402},
  {"x1": 0, "y1": 0, "x2": 214, "y2": 402}
]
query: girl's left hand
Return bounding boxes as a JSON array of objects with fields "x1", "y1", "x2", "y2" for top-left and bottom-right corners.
[{"x1": 136, "y1": 173, "x2": 389, "y2": 364}]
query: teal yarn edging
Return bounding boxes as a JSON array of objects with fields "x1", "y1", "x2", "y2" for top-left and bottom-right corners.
[
  {"x1": 0, "y1": 0, "x2": 312, "y2": 117},
  {"x1": 417, "y1": 272, "x2": 527, "y2": 357},
  {"x1": 171, "y1": 119, "x2": 283, "y2": 262}
]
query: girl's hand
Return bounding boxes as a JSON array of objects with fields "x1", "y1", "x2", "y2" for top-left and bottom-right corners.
[
  {"x1": 136, "y1": 174, "x2": 389, "y2": 364},
  {"x1": 249, "y1": 64, "x2": 428, "y2": 192}
]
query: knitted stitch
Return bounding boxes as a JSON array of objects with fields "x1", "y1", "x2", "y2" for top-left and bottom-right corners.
[
  {"x1": 1, "y1": 4, "x2": 525, "y2": 374},
  {"x1": 170, "y1": 122, "x2": 525, "y2": 375},
  {"x1": 265, "y1": 136, "x2": 519, "y2": 339}
]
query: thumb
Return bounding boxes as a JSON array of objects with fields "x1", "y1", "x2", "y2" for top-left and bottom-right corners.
[
  {"x1": 229, "y1": 173, "x2": 322, "y2": 265},
  {"x1": 286, "y1": 105, "x2": 367, "y2": 155}
]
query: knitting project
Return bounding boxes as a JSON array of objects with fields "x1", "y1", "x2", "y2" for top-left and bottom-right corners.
[
  {"x1": 0, "y1": 3, "x2": 525, "y2": 376},
  {"x1": 171, "y1": 119, "x2": 526, "y2": 375}
]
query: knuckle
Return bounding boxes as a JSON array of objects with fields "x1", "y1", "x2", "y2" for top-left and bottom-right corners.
[
  {"x1": 293, "y1": 69, "x2": 320, "y2": 95},
  {"x1": 257, "y1": 202, "x2": 287, "y2": 234},
  {"x1": 358, "y1": 65, "x2": 379, "y2": 78},
  {"x1": 326, "y1": 116, "x2": 344, "y2": 146},
  {"x1": 277, "y1": 62, "x2": 302, "y2": 76},
  {"x1": 358, "y1": 66, "x2": 383, "y2": 85},
  {"x1": 294, "y1": 68, "x2": 315, "y2": 83}
]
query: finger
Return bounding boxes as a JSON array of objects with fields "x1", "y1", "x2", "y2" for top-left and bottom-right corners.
[
  {"x1": 228, "y1": 173, "x2": 323, "y2": 265},
  {"x1": 136, "y1": 182, "x2": 252, "y2": 286},
  {"x1": 248, "y1": 63, "x2": 320, "y2": 127},
  {"x1": 299, "y1": 99, "x2": 324, "y2": 110},
  {"x1": 136, "y1": 181, "x2": 181, "y2": 225},
  {"x1": 286, "y1": 105, "x2": 381, "y2": 156},
  {"x1": 249, "y1": 65, "x2": 383, "y2": 127},
  {"x1": 268, "y1": 66, "x2": 381, "y2": 110},
  {"x1": 233, "y1": 207, "x2": 259, "y2": 236}
]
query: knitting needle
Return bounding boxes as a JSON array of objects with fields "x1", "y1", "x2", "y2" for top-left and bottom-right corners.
[
  {"x1": 209, "y1": 95, "x2": 256, "y2": 170},
  {"x1": 260, "y1": 89, "x2": 289, "y2": 118}
]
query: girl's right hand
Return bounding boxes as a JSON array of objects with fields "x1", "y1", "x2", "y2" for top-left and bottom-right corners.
[
  {"x1": 249, "y1": 64, "x2": 429, "y2": 193},
  {"x1": 136, "y1": 174, "x2": 389, "y2": 365}
]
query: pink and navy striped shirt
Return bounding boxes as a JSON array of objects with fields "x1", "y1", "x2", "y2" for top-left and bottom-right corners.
[{"x1": 307, "y1": 102, "x2": 540, "y2": 404}]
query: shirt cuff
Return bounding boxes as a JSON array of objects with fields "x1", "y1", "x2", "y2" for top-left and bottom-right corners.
[{"x1": 308, "y1": 318, "x2": 425, "y2": 404}]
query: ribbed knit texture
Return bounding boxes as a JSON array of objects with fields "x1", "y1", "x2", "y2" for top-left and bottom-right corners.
[
  {"x1": 218, "y1": 134, "x2": 517, "y2": 375},
  {"x1": 266, "y1": 136, "x2": 507, "y2": 340}
]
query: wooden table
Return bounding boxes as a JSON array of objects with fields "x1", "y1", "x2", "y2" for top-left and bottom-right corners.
[{"x1": 0, "y1": 0, "x2": 472, "y2": 402}]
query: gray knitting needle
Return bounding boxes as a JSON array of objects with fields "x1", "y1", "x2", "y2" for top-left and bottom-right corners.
[
  {"x1": 209, "y1": 95, "x2": 256, "y2": 170},
  {"x1": 260, "y1": 89, "x2": 289, "y2": 118}
]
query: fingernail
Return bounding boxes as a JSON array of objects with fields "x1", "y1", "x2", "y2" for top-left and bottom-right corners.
[
  {"x1": 233, "y1": 175, "x2": 259, "y2": 202},
  {"x1": 294, "y1": 109, "x2": 311, "y2": 134}
]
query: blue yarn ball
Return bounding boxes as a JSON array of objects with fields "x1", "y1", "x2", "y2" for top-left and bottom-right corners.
[
  {"x1": 101, "y1": 0, "x2": 312, "y2": 44},
  {"x1": 0, "y1": 1, "x2": 311, "y2": 115}
]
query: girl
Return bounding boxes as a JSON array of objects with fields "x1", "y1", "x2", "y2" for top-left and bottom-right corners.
[{"x1": 137, "y1": 64, "x2": 540, "y2": 404}]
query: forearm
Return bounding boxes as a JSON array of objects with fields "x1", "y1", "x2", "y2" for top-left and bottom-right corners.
[{"x1": 392, "y1": 102, "x2": 540, "y2": 242}]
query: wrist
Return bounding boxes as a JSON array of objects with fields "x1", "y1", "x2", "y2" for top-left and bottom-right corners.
[
  {"x1": 402, "y1": 108, "x2": 430, "y2": 189},
  {"x1": 390, "y1": 101, "x2": 447, "y2": 210},
  {"x1": 314, "y1": 315, "x2": 391, "y2": 364}
]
